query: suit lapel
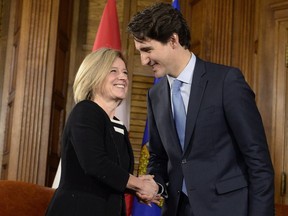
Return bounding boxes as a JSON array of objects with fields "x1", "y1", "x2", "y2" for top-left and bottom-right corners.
[
  {"x1": 152, "y1": 77, "x2": 183, "y2": 154},
  {"x1": 184, "y1": 58, "x2": 208, "y2": 153}
]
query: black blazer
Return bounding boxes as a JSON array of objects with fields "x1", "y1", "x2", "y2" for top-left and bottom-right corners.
[
  {"x1": 46, "y1": 100, "x2": 134, "y2": 216},
  {"x1": 147, "y1": 57, "x2": 274, "y2": 216}
]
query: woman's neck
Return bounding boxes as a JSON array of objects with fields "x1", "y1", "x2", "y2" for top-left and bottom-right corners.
[{"x1": 93, "y1": 97, "x2": 121, "y2": 119}]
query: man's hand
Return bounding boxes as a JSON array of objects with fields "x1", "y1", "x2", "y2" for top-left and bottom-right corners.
[{"x1": 136, "y1": 175, "x2": 162, "y2": 206}]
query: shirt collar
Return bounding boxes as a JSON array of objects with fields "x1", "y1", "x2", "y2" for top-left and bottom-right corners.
[{"x1": 167, "y1": 53, "x2": 196, "y2": 86}]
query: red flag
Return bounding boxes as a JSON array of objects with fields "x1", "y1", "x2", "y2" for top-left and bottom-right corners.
[
  {"x1": 93, "y1": 0, "x2": 121, "y2": 51},
  {"x1": 92, "y1": 0, "x2": 129, "y2": 129}
]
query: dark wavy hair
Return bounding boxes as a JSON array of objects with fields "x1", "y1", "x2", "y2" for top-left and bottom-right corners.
[{"x1": 127, "y1": 2, "x2": 191, "y2": 49}]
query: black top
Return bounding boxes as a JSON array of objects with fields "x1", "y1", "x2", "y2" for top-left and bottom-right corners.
[{"x1": 46, "y1": 100, "x2": 134, "y2": 216}]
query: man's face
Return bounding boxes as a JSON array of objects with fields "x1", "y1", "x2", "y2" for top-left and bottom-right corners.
[{"x1": 134, "y1": 38, "x2": 174, "y2": 78}]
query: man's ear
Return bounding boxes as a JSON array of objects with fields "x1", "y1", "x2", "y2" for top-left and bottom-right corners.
[{"x1": 169, "y1": 33, "x2": 180, "y2": 48}]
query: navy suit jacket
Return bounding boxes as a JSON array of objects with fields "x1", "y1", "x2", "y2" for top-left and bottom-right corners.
[{"x1": 147, "y1": 57, "x2": 274, "y2": 216}]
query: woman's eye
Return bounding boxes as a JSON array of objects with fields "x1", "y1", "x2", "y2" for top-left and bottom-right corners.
[{"x1": 110, "y1": 69, "x2": 117, "y2": 73}]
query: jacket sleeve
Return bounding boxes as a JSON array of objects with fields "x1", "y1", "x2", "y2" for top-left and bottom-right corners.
[
  {"x1": 223, "y1": 68, "x2": 274, "y2": 215},
  {"x1": 147, "y1": 90, "x2": 169, "y2": 195}
]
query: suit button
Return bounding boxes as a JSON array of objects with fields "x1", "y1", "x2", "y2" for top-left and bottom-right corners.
[
  {"x1": 182, "y1": 159, "x2": 187, "y2": 164},
  {"x1": 177, "y1": 191, "x2": 180, "y2": 194}
]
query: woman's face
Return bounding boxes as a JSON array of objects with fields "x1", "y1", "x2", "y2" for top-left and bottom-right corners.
[{"x1": 100, "y1": 57, "x2": 129, "y2": 103}]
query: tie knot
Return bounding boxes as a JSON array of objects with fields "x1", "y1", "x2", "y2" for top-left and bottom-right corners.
[{"x1": 172, "y1": 79, "x2": 182, "y2": 92}]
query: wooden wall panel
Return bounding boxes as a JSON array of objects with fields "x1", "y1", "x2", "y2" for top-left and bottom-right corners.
[
  {"x1": 231, "y1": 0, "x2": 256, "y2": 84},
  {"x1": 0, "y1": 0, "x2": 12, "y2": 178},
  {"x1": 0, "y1": 0, "x2": 60, "y2": 185},
  {"x1": 265, "y1": 1, "x2": 288, "y2": 209},
  {"x1": 187, "y1": 0, "x2": 204, "y2": 56},
  {"x1": 17, "y1": 1, "x2": 53, "y2": 181},
  {"x1": 209, "y1": 0, "x2": 233, "y2": 65},
  {"x1": 46, "y1": 0, "x2": 73, "y2": 186},
  {"x1": 185, "y1": 0, "x2": 255, "y2": 85},
  {"x1": 0, "y1": 0, "x2": 22, "y2": 180},
  {"x1": 0, "y1": 0, "x2": 9, "y2": 110}
]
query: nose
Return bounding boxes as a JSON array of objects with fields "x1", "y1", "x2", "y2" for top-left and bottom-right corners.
[
  {"x1": 118, "y1": 71, "x2": 128, "y2": 80},
  {"x1": 140, "y1": 53, "x2": 150, "y2": 66}
]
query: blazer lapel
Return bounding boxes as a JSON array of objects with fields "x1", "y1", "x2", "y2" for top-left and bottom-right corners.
[
  {"x1": 184, "y1": 58, "x2": 208, "y2": 153},
  {"x1": 124, "y1": 128, "x2": 134, "y2": 173}
]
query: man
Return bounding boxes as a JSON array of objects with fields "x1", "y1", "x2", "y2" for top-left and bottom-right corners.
[{"x1": 128, "y1": 3, "x2": 274, "y2": 216}]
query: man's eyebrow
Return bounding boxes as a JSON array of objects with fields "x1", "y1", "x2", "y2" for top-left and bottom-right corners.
[{"x1": 139, "y1": 47, "x2": 152, "y2": 52}]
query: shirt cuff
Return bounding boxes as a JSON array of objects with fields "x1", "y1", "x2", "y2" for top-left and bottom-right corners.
[{"x1": 157, "y1": 183, "x2": 163, "y2": 194}]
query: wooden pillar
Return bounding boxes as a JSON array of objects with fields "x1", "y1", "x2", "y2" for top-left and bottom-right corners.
[{"x1": 0, "y1": 0, "x2": 59, "y2": 184}]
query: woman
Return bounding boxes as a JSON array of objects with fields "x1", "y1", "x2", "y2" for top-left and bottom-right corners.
[{"x1": 46, "y1": 48, "x2": 158, "y2": 216}]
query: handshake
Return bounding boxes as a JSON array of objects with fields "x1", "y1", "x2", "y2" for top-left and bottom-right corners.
[{"x1": 127, "y1": 174, "x2": 162, "y2": 206}]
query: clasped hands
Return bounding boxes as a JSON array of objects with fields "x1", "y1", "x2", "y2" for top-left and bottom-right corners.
[{"x1": 136, "y1": 175, "x2": 162, "y2": 206}]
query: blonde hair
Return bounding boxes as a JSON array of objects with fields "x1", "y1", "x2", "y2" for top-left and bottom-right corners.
[{"x1": 73, "y1": 48, "x2": 126, "y2": 103}]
